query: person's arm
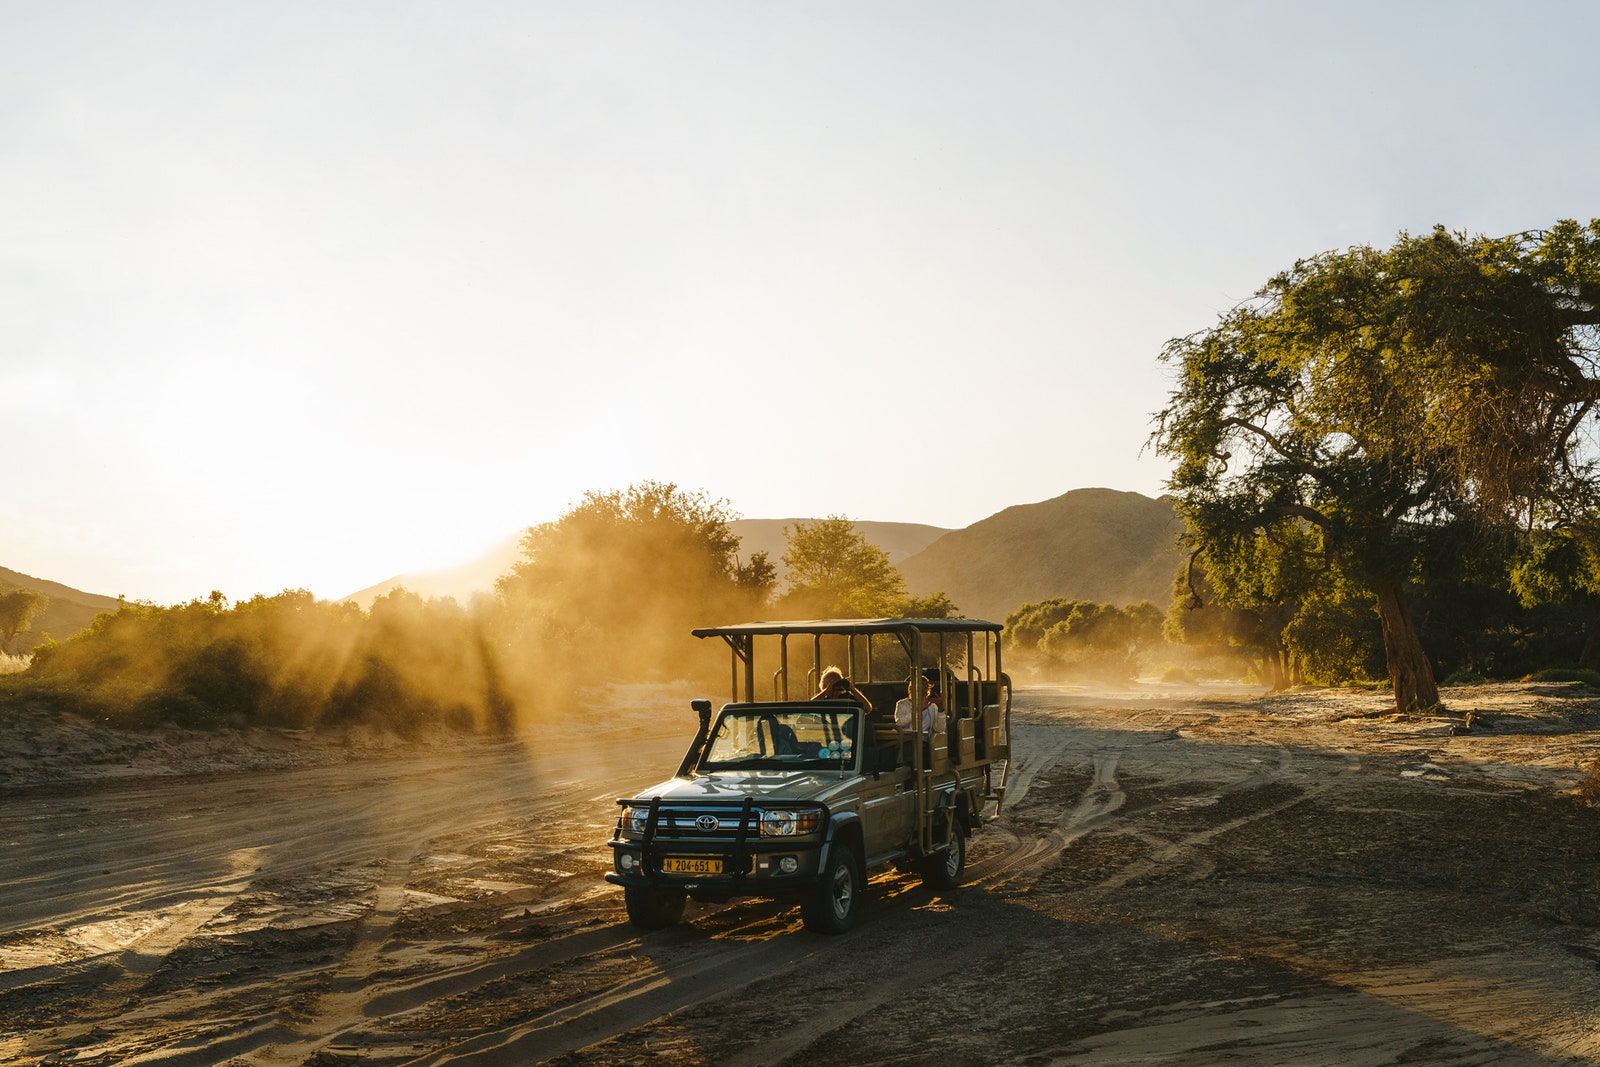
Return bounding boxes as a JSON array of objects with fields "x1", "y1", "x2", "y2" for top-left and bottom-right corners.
[{"x1": 841, "y1": 680, "x2": 872, "y2": 716}]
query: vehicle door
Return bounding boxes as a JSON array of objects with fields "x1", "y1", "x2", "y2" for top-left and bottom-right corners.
[{"x1": 859, "y1": 763, "x2": 916, "y2": 859}]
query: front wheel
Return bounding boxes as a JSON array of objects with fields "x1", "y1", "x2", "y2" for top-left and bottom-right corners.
[
  {"x1": 802, "y1": 841, "x2": 860, "y2": 934},
  {"x1": 624, "y1": 885, "x2": 686, "y2": 930},
  {"x1": 921, "y1": 826, "x2": 966, "y2": 890}
]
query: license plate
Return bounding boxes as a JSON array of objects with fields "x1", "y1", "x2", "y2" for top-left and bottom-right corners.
[{"x1": 661, "y1": 856, "x2": 722, "y2": 875}]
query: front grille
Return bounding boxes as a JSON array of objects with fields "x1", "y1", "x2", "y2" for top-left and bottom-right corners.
[
  {"x1": 611, "y1": 796, "x2": 831, "y2": 889},
  {"x1": 646, "y1": 804, "x2": 757, "y2": 842},
  {"x1": 615, "y1": 798, "x2": 830, "y2": 848}
]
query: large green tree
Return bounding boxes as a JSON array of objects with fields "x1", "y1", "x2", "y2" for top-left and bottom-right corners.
[
  {"x1": 779, "y1": 516, "x2": 908, "y2": 618},
  {"x1": 1154, "y1": 221, "x2": 1600, "y2": 712}
]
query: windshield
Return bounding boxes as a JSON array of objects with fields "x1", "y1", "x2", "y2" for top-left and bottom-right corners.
[{"x1": 701, "y1": 708, "x2": 859, "y2": 771}]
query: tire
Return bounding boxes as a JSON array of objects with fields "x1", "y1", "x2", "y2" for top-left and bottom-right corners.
[
  {"x1": 921, "y1": 826, "x2": 966, "y2": 890},
  {"x1": 801, "y1": 841, "x2": 860, "y2": 934},
  {"x1": 624, "y1": 885, "x2": 686, "y2": 930}
]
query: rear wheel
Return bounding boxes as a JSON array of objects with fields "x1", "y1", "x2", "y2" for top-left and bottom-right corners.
[
  {"x1": 921, "y1": 825, "x2": 966, "y2": 890},
  {"x1": 624, "y1": 886, "x2": 686, "y2": 930},
  {"x1": 802, "y1": 841, "x2": 860, "y2": 934}
]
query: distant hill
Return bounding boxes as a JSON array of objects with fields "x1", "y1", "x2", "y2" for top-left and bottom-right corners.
[
  {"x1": 341, "y1": 520, "x2": 950, "y2": 607},
  {"x1": 897, "y1": 488, "x2": 1184, "y2": 623},
  {"x1": 0, "y1": 566, "x2": 122, "y2": 649},
  {"x1": 344, "y1": 491, "x2": 1186, "y2": 619},
  {"x1": 7, "y1": 492, "x2": 1185, "y2": 637},
  {"x1": 726, "y1": 519, "x2": 951, "y2": 575},
  {"x1": 343, "y1": 534, "x2": 524, "y2": 609}
]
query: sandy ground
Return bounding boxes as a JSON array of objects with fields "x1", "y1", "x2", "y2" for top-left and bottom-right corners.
[{"x1": 4, "y1": 680, "x2": 1600, "y2": 1065}]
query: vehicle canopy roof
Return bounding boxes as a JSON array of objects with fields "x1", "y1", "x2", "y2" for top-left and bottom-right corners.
[
  {"x1": 693, "y1": 617, "x2": 1005, "y2": 705},
  {"x1": 692, "y1": 617, "x2": 1002, "y2": 639}
]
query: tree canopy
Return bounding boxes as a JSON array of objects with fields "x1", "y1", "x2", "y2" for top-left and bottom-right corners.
[
  {"x1": 1006, "y1": 597, "x2": 1162, "y2": 682},
  {"x1": 495, "y1": 481, "x2": 771, "y2": 677},
  {"x1": 779, "y1": 516, "x2": 910, "y2": 618},
  {"x1": 1511, "y1": 529, "x2": 1600, "y2": 667},
  {"x1": 0, "y1": 589, "x2": 47, "y2": 654},
  {"x1": 1153, "y1": 221, "x2": 1600, "y2": 711}
]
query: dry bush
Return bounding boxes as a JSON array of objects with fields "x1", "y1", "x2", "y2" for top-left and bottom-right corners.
[{"x1": 1580, "y1": 755, "x2": 1600, "y2": 804}]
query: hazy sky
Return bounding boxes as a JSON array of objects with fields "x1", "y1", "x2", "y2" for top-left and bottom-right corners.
[{"x1": 5, "y1": 2, "x2": 1597, "y2": 605}]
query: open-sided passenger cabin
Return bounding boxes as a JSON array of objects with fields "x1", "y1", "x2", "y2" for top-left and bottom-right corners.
[
  {"x1": 848, "y1": 674, "x2": 1006, "y2": 769},
  {"x1": 691, "y1": 617, "x2": 1011, "y2": 800}
]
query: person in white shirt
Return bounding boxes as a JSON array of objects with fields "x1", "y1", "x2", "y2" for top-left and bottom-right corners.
[{"x1": 894, "y1": 675, "x2": 946, "y2": 739}]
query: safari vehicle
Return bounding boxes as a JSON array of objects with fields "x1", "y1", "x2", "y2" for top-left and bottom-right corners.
[{"x1": 606, "y1": 618, "x2": 1012, "y2": 934}]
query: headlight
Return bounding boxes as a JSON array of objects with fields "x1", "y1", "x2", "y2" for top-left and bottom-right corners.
[
  {"x1": 623, "y1": 806, "x2": 650, "y2": 834},
  {"x1": 760, "y1": 809, "x2": 821, "y2": 837}
]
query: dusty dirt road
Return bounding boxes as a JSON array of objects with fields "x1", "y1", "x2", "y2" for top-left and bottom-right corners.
[{"x1": 5, "y1": 680, "x2": 1600, "y2": 1066}]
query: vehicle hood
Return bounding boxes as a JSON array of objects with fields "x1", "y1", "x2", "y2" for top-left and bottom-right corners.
[{"x1": 628, "y1": 770, "x2": 859, "y2": 806}]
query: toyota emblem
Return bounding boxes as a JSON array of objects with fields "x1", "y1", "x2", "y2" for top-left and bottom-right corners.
[{"x1": 696, "y1": 815, "x2": 719, "y2": 832}]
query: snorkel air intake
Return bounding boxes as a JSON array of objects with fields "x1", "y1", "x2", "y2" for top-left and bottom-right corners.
[{"x1": 675, "y1": 698, "x2": 714, "y2": 778}]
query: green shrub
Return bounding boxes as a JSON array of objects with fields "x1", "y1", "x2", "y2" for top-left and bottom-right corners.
[
  {"x1": 1526, "y1": 668, "x2": 1600, "y2": 688},
  {"x1": 15, "y1": 589, "x2": 524, "y2": 734},
  {"x1": 0, "y1": 675, "x2": 78, "y2": 715},
  {"x1": 130, "y1": 690, "x2": 221, "y2": 730}
]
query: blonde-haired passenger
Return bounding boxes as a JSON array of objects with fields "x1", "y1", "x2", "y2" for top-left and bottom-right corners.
[{"x1": 813, "y1": 666, "x2": 873, "y2": 717}]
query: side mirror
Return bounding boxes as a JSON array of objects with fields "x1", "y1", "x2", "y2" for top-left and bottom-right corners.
[{"x1": 691, "y1": 699, "x2": 712, "y2": 713}]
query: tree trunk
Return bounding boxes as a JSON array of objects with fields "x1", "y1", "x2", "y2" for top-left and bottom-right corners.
[
  {"x1": 1371, "y1": 576, "x2": 1439, "y2": 712},
  {"x1": 1580, "y1": 616, "x2": 1600, "y2": 669},
  {"x1": 1257, "y1": 642, "x2": 1294, "y2": 692}
]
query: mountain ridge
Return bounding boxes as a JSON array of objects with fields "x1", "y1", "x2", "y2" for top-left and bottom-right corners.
[
  {"x1": 0, "y1": 566, "x2": 124, "y2": 650},
  {"x1": 344, "y1": 490, "x2": 1184, "y2": 620},
  {"x1": 6, "y1": 488, "x2": 1187, "y2": 642},
  {"x1": 898, "y1": 488, "x2": 1184, "y2": 622}
]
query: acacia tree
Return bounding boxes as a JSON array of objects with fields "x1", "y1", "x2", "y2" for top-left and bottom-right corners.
[
  {"x1": 495, "y1": 481, "x2": 772, "y2": 678},
  {"x1": 1169, "y1": 522, "x2": 1327, "y2": 690},
  {"x1": 1154, "y1": 221, "x2": 1600, "y2": 712},
  {"x1": 1037, "y1": 600, "x2": 1163, "y2": 681},
  {"x1": 0, "y1": 589, "x2": 47, "y2": 654},
  {"x1": 779, "y1": 516, "x2": 907, "y2": 617}
]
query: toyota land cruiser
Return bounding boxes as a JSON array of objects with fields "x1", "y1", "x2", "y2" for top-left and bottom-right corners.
[{"x1": 606, "y1": 617, "x2": 1011, "y2": 934}]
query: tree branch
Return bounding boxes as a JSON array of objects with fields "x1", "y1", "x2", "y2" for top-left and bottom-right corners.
[
  {"x1": 1220, "y1": 416, "x2": 1299, "y2": 462},
  {"x1": 1184, "y1": 549, "x2": 1205, "y2": 609},
  {"x1": 1556, "y1": 398, "x2": 1597, "y2": 455},
  {"x1": 1274, "y1": 503, "x2": 1334, "y2": 528}
]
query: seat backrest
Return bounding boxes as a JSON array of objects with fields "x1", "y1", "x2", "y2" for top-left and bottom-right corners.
[
  {"x1": 855, "y1": 682, "x2": 907, "y2": 718},
  {"x1": 772, "y1": 721, "x2": 801, "y2": 755},
  {"x1": 945, "y1": 678, "x2": 1002, "y2": 718}
]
